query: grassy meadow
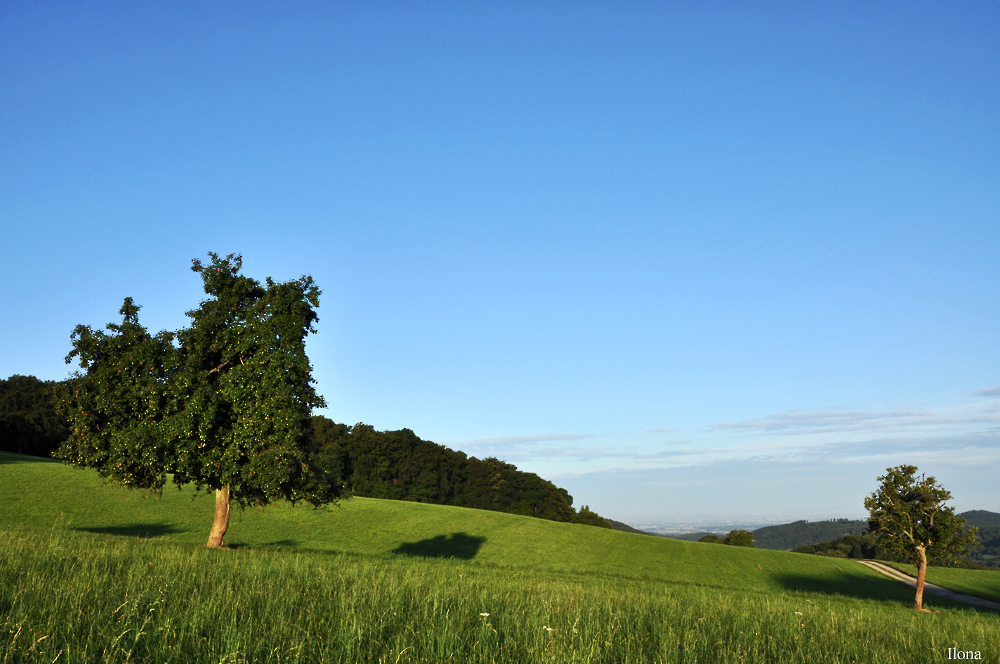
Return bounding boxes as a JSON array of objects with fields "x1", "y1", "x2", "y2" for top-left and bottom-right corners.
[{"x1": 2, "y1": 451, "x2": 998, "y2": 663}]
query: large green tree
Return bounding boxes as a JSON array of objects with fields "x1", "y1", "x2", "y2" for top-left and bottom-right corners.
[
  {"x1": 864, "y1": 465, "x2": 978, "y2": 611},
  {"x1": 57, "y1": 253, "x2": 338, "y2": 547}
]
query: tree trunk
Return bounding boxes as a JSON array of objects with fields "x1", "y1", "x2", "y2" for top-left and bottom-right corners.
[
  {"x1": 206, "y1": 486, "x2": 231, "y2": 548},
  {"x1": 914, "y1": 546, "x2": 928, "y2": 611}
]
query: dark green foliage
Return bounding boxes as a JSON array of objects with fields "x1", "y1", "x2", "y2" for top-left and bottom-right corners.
[
  {"x1": 723, "y1": 529, "x2": 755, "y2": 547},
  {"x1": 793, "y1": 534, "x2": 879, "y2": 559},
  {"x1": 309, "y1": 416, "x2": 588, "y2": 524},
  {"x1": 57, "y1": 253, "x2": 338, "y2": 510},
  {"x1": 664, "y1": 531, "x2": 720, "y2": 542},
  {"x1": 955, "y1": 512, "x2": 1000, "y2": 568},
  {"x1": 959, "y1": 510, "x2": 1000, "y2": 528},
  {"x1": 574, "y1": 505, "x2": 613, "y2": 529},
  {"x1": 0, "y1": 375, "x2": 68, "y2": 457},
  {"x1": 865, "y1": 465, "x2": 978, "y2": 569},
  {"x1": 753, "y1": 518, "x2": 868, "y2": 551},
  {"x1": 699, "y1": 534, "x2": 721, "y2": 544}
]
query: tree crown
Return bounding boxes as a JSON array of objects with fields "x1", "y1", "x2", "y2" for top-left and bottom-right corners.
[
  {"x1": 864, "y1": 465, "x2": 978, "y2": 565},
  {"x1": 57, "y1": 253, "x2": 337, "y2": 509}
]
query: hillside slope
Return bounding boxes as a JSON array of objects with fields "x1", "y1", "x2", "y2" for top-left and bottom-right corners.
[{"x1": 0, "y1": 451, "x2": 936, "y2": 597}]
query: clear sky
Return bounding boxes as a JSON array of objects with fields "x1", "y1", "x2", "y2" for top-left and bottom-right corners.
[{"x1": 2, "y1": 2, "x2": 997, "y2": 524}]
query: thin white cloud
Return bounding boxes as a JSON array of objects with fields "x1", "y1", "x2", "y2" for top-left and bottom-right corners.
[
  {"x1": 707, "y1": 405, "x2": 999, "y2": 436},
  {"x1": 973, "y1": 386, "x2": 1000, "y2": 398},
  {"x1": 451, "y1": 396, "x2": 1000, "y2": 481},
  {"x1": 459, "y1": 433, "x2": 602, "y2": 447},
  {"x1": 548, "y1": 430, "x2": 1000, "y2": 481}
]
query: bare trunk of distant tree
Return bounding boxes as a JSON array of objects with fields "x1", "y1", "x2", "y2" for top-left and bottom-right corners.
[
  {"x1": 914, "y1": 546, "x2": 928, "y2": 611},
  {"x1": 206, "y1": 486, "x2": 231, "y2": 548}
]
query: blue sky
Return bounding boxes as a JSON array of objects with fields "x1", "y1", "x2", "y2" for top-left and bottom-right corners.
[{"x1": 2, "y1": 2, "x2": 998, "y2": 523}]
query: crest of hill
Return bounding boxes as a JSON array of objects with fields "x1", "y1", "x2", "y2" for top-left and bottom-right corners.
[
  {"x1": 960, "y1": 510, "x2": 1000, "y2": 528},
  {"x1": 609, "y1": 519, "x2": 665, "y2": 536},
  {"x1": 753, "y1": 519, "x2": 868, "y2": 550}
]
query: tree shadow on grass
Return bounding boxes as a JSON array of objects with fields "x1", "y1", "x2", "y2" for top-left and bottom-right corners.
[
  {"x1": 229, "y1": 539, "x2": 301, "y2": 550},
  {"x1": 76, "y1": 523, "x2": 186, "y2": 538},
  {"x1": 0, "y1": 452, "x2": 57, "y2": 464},
  {"x1": 392, "y1": 532, "x2": 486, "y2": 560},
  {"x1": 772, "y1": 569, "x2": 999, "y2": 613},
  {"x1": 773, "y1": 569, "x2": 913, "y2": 603}
]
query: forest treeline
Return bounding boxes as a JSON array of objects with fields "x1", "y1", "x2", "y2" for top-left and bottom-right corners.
[
  {"x1": 0, "y1": 375, "x2": 68, "y2": 457},
  {"x1": 310, "y1": 416, "x2": 612, "y2": 527},
  {"x1": 0, "y1": 375, "x2": 612, "y2": 528}
]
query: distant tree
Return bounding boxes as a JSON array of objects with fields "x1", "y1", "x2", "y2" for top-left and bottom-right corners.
[
  {"x1": 0, "y1": 375, "x2": 69, "y2": 457},
  {"x1": 723, "y1": 529, "x2": 755, "y2": 547},
  {"x1": 698, "y1": 534, "x2": 721, "y2": 544},
  {"x1": 57, "y1": 253, "x2": 338, "y2": 548},
  {"x1": 573, "y1": 505, "x2": 613, "y2": 529},
  {"x1": 865, "y1": 465, "x2": 979, "y2": 611}
]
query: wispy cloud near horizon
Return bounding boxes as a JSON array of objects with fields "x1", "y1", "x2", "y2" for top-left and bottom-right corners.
[
  {"x1": 445, "y1": 393, "x2": 1000, "y2": 487},
  {"x1": 457, "y1": 433, "x2": 603, "y2": 447},
  {"x1": 706, "y1": 403, "x2": 1000, "y2": 437}
]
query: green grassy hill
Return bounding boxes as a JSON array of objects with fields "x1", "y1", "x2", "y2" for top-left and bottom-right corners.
[
  {"x1": 0, "y1": 451, "x2": 881, "y2": 587},
  {"x1": 2, "y1": 451, "x2": 999, "y2": 663}
]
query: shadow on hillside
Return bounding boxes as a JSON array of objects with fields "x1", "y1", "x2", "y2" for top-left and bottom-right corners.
[
  {"x1": 392, "y1": 532, "x2": 486, "y2": 560},
  {"x1": 773, "y1": 569, "x2": 914, "y2": 604},
  {"x1": 772, "y1": 567, "x2": 998, "y2": 613},
  {"x1": 234, "y1": 539, "x2": 300, "y2": 550},
  {"x1": 77, "y1": 523, "x2": 186, "y2": 538},
  {"x1": 0, "y1": 452, "x2": 55, "y2": 464}
]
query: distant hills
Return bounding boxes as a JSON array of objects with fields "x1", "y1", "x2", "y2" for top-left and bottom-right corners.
[
  {"x1": 753, "y1": 519, "x2": 868, "y2": 550},
  {"x1": 609, "y1": 519, "x2": 663, "y2": 536},
  {"x1": 621, "y1": 511, "x2": 1000, "y2": 562}
]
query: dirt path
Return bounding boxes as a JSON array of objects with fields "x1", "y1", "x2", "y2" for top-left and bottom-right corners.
[{"x1": 858, "y1": 560, "x2": 1000, "y2": 610}]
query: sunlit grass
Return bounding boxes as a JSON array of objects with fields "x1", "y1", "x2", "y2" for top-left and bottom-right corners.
[
  {"x1": 2, "y1": 528, "x2": 998, "y2": 664},
  {"x1": 2, "y1": 451, "x2": 998, "y2": 662},
  {"x1": 0, "y1": 452, "x2": 964, "y2": 599}
]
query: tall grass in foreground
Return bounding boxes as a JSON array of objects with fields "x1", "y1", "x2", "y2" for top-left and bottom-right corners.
[{"x1": 2, "y1": 528, "x2": 997, "y2": 664}]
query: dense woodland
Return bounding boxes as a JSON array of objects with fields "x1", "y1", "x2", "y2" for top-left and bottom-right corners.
[
  {"x1": 310, "y1": 416, "x2": 612, "y2": 526},
  {"x1": 0, "y1": 374, "x2": 612, "y2": 528},
  {"x1": 0, "y1": 375, "x2": 68, "y2": 457}
]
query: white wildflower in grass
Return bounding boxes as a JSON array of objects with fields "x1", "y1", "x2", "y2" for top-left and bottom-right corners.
[
  {"x1": 794, "y1": 612, "x2": 802, "y2": 616},
  {"x1": 479, "y1": 613, "x2": 489, "y2": 617},
  {"x1": 543, "y1": 626, "x2": 556, "y2": 633}
]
